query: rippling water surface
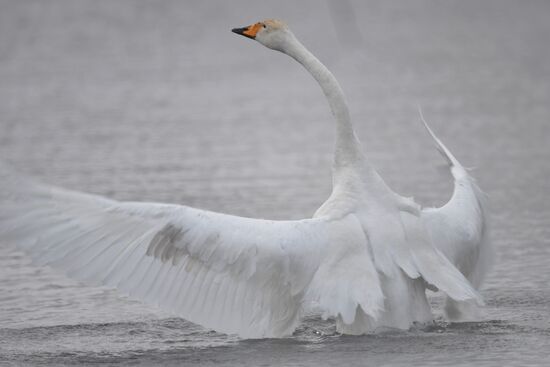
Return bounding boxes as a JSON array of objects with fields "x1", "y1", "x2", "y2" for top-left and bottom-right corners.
[{"x1": 1, "y1": 1, "x2": 549, "y2": 365}]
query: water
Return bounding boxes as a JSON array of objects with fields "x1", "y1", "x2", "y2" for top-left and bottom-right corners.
[{"x1": 1, "y1": 0, "x2": 549, "y2": 365}]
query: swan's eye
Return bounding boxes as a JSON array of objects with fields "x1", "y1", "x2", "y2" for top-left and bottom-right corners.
[{"x1": 262, "y1": 23, "x2": 266, "y2": 29}]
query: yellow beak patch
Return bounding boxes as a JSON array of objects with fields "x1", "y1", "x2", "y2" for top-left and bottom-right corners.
[
  {"x1": 243, "y1": 23, "x2": 263, "y2": 38},
  {"x1": 232, "y1": 22, "x2": 263, "y2": 39}
]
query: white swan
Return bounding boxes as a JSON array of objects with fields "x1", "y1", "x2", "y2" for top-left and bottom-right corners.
[{"x1": 0, "y1": 19, "x2": 491, "y2": 338}]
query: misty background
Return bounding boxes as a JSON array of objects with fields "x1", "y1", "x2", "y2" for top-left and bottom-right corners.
[{"x1": 1, "y1": 1, "x2": 549, "y2": 366}]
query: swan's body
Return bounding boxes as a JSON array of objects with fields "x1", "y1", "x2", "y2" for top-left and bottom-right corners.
[{"x1": 0, "y1": 19, "x2": 491, "y2": 338}]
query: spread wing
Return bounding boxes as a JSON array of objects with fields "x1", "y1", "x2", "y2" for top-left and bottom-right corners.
[
  {"x1": 0, "y1": 168, "x2": 383, "y2": 338},
  {"x1": 359, "y1": 198, "x2": 484, "y2": 304},
  {"x1": 419, "y1": 118, "x2": 493, "y2": 290}
]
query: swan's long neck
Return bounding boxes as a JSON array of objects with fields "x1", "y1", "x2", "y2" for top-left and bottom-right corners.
[{"x1": 282, "y1": 36, "x2": 364, "y2": 167}]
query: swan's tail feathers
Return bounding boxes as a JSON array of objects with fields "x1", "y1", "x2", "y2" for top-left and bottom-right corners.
[{"x1": 418, "y1": 108, "x2": 468, "y2": 181}]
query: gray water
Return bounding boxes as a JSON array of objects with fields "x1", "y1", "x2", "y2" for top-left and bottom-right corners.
[{"x1": 1, "y1": 0, "x2": 549, "y2": 366}]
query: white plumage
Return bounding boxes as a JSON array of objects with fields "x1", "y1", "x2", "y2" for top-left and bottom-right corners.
[
  {"x1": 420, "y1": 112, "x2": 493, "y2": 320},
  {"x1": 0, "y1": 19, "x2": 491, "y2": 338}
]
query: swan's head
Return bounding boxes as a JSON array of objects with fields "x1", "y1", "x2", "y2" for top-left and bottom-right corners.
[{"x1": 232, "y1": 19, "x2": 293, "y2": 52}]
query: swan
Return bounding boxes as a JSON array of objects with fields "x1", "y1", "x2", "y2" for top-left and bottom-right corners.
[{"x1": 0, "y1": 19, "x2": 491, "y2": 338}]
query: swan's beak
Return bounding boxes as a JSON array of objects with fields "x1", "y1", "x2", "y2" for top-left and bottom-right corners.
[{"x1": 232, "y1": 23, "x2": 261, "y2": 40}]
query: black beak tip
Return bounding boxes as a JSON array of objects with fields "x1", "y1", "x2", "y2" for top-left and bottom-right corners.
[
  {"x1": 231, "y1": 27, "x2": 254, "y2": 39},
  {"x1": 232, "y1": 27, "x2": 245, "y2": 35}
]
